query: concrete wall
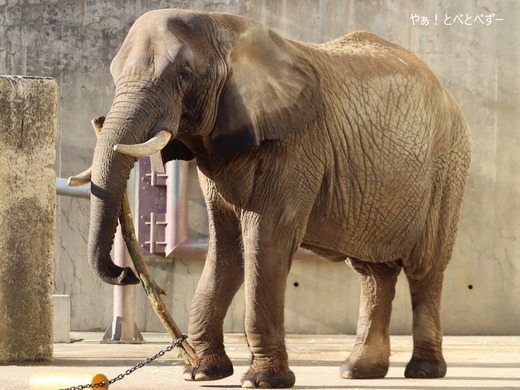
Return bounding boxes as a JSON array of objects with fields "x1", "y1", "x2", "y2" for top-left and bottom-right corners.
[
  {"x1": 0, "y1": 76, "x2": 57, "y2": 362},
  {"x1": 1, "y1": 0, "x2": 518, "y2": 334}
]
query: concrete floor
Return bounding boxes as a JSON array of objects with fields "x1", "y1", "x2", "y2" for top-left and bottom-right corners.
[{"x1": 5, "y1": 333, "x2": 520, "y2": 389}]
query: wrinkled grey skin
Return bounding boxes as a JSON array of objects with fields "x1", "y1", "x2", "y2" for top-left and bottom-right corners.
[{"x1": 87, "y1": 9, "x2": 471, "y2": 388}]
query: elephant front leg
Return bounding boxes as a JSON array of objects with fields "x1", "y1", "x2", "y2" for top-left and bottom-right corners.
[
  {"x1": 240, "y1": 215, "x2": 298, "y2": 389},
  {"x1": 341, "y1": 259, "x2": 401, "y2": 379},
  {"x1": 183, "y1": 206, "x2": 244, "y2": 382},
  {"x1": 183, "y1": 245, "x2": 244, "y2": 381}
]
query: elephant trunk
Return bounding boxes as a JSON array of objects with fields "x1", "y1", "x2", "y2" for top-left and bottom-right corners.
[{"x1": 88, "y1": 104, "x2": 145, "y2": 286}]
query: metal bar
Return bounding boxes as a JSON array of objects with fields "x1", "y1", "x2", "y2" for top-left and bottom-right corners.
[
  {"x1": 55, "y1": 177, "x2": 91, "y2": 198},
  {"x1": 165, "y1": 161, "x2": 189, "y2": 257},
  {"x1": 102, "y1": 223, "x2": 144, "y2": 343}
]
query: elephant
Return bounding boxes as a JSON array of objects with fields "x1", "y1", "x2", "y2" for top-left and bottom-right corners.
[{"x1": 75, "y1": 8, "x2": 471, "y2": 389}]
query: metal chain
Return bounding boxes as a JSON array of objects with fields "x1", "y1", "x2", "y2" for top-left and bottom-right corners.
[{"x1": 59, "y1": 334, "x2": 188, "y2": 390}]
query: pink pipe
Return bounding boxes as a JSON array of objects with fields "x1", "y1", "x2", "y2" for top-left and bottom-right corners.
[
  {"x1": 165, "y1": 161, "x2": 189, "y2": 257},
  {"x1": 101, "y1": 223, "x2": 144, "y2": 343}
]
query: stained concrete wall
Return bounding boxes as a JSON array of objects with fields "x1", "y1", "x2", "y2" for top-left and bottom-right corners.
[
  {"x1": 0, "y1": 0, "x2": 518, "y2": 335},
  {"x1": 0, "y1": 76, "x2": 57, "y2": 362}
]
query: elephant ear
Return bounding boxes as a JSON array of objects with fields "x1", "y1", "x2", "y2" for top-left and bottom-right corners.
[{"x1": 212, "y1": 25, "x2": 321, "y2": 159}]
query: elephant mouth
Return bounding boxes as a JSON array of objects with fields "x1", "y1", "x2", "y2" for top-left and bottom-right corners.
[{"x1": 113, "y1": 129, "x2": 172, "y2": 157}]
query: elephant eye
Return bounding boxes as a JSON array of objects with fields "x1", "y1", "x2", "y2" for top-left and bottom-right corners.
[{"x1": 178, "y1": 65, "x2": 193, "y2": 83}]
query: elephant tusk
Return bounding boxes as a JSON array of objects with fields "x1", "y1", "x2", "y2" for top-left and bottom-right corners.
[
  {"x1": 67, "y1": 167, "x2": 92, "y2": 186},
  {"x1": 113, "y1": 130, "x2": 172, "y2": 157}
]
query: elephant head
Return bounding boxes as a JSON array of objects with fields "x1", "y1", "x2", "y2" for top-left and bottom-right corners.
[{"x1": 88, "y1": 9, "x2": 321, "y2": 285}]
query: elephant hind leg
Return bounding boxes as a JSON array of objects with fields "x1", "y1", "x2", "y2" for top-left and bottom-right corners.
[
  {"x1": 341, "y1": 259, "x2": 401, "y2": 379},
  {"x1": 403, "y1": 268, "x2": 447, "y2": 378},
  {"x1": 403, "y1": 221, "x2": 452, "y2": 378},
  {"x1": 403, "y1": 173, "x2": 465, "y2": 379}
]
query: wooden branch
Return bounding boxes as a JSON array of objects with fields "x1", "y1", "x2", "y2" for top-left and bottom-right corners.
[
  {"x1": 119, "y1": 195, "x2": 198, "y2": 366},
  {"x1": 91, "y1": 116, "x2": 105, "y2": 137},
  {"x1": 90, "y1": 116, "x2": 198, "y2": 367}
]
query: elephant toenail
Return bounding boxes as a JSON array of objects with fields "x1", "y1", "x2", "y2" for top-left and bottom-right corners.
[{"x1": 241, "y1": 379, "x2": 256, "y2": 388}]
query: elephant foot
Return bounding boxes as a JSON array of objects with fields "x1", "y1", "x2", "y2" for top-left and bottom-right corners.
[
  {"x1": 340, "y1": 354, "x2": 389, "y2": 379},
  {"x1": 183, "y1": 352, "x2": 233, "y2": 381},
  {"x1": 241, "y1": 368, "x2": 296, "y2": 388},
  {"x1": 405, "y1": 357, "x2": 447, "y2": 378}
]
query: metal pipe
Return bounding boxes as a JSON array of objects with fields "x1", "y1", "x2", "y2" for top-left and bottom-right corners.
[
  {"x1": 165, "y1": 161, "x2": 189, "y2": 257},
  {"x1": 56, "y1": 177, "x2": 90, "y2": 199},
  {"x1": 56, "y1": 177, "x2": 91, "y2": 198},
  {"x1": 102, "y1": 224, "x2": 144, "y2": 343}
]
